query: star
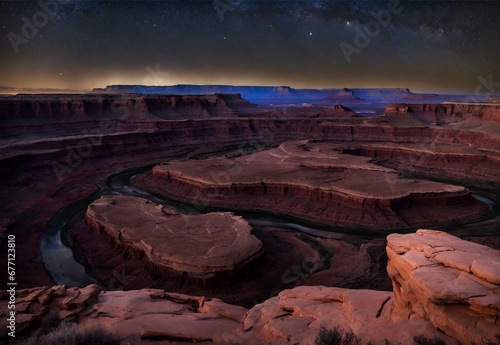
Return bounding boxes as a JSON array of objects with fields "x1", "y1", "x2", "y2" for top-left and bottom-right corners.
[{"x1": 309, "y1": 32, "x2": 313, "y2": 36}]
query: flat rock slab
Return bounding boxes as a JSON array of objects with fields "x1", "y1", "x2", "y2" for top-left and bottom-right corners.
[
  {"x1": 146, "y1": 140, "x2": 489, "y2": 230},
  {"x1": 387, "y1": 230, "x2": 500, "y2": 345},
  {"x1": 86, "y1": 195, "x2": 263, "y2": 279}
]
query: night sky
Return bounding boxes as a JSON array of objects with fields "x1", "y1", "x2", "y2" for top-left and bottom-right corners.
[{"x1": 1, "y1": 0, "x2": 499, "y2": 94}]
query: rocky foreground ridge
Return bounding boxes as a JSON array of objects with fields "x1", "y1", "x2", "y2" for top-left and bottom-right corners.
[{"x1": 2, "y1": 230, "x2": 498, "y2": 344}]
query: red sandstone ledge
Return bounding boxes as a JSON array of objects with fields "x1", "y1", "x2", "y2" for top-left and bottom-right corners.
[
  {"x1": 139, "y1": 141, "x2": 490, "y2": 231},
  {"x1": 85, "y1": 195, "x2": 264, "y2": 286}
]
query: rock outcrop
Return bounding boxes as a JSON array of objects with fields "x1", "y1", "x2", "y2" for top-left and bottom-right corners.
[
  {"x1": 386, "y1": 103, "x2": 500, "y2": 125},
  {"x1": 137, "y1": 141, "x2": 490, "y2": 231},
  {"x1": 341, "y1": 142, "x2": 500, "y2": 184},
  {"x1": 85, "y1": 195, "x2": 264, "y2": 287},
  {"x1": 387, "y1": 229, "x2": 500, "y2": 345}
]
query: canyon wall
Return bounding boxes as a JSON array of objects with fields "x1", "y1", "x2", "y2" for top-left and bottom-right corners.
[
  {"x1": 0, "y1": 93, "x2": 254, "y2": 120},
  {"x1": 386, "y1": 103, "x2": 500, "y2": 125},
  {"x1": 139, "y1": 139, "x2": 493, "y2": 234},
  {"x1": 2, "y1": 116, "x2": 500, "y2": 177},
  {"x1": 85, "y1": 195, "x2": 264, "y2": 288}
]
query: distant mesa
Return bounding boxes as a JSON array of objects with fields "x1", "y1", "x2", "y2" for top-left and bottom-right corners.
[
  {"x1": 86, "y1": 195, "x2": 264, "y2": 287},
  {"x1": 318, "y1": 87, "x2": 365, "y2": 104},
  {"x1": 91, "y1": 85, "x2": 451, "y2": 104}
]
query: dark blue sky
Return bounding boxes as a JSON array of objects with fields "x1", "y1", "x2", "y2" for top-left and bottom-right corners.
[{"x1": 1, "y1": 0, "x2": 499, "y2": 93}]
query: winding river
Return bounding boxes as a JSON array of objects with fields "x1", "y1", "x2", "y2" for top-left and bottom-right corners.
[{"x1": 40, "y1": 165, "x2": 500, "y2": 287}]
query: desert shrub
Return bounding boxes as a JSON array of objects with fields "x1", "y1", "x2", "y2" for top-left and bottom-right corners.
[
  {"x1": 413, "y1": 335, "x2": 446, "y2": 345},
  {"x1": 484, "y1": 334, "x2": 500, "y2": 345},
  {"x1": 27, "y1": 320, "x2": 119, "y2": 345},
  {"x1": 315, "y1": 326, "x2": 362, "y2": 345},
  {"x1": 41, "y1": 310, "x2": 62, "y2": 331}
]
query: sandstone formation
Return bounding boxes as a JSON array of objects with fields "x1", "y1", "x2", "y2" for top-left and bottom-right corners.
[
  {"x1": 1, "y1": 96, "x2": 499, "y2": 289},
  {"x1": 92, "y1": 85, "x2": 468, "y2": 104},
  {"x1": 0, "y1": 93, "x2": 255, "y2": 120},
  {"x1": 341, "y1": 142, "x2": 500, "y2": 184},
  {"x1": 137, "y1": 140, "x2": 490, "y2": 231},
  {"x1": 3, "y1": 231, "x2": 498, "y2": 344},
  {"x1": 85, "y1": 195, "x2": 264, "y2": 287},
  {"x1": 319, "y1": 88, "x2": 366, "y2": 104},
  {"x1": 388, "y1": 229, "x2": 500, "y2": 345},
  {"x1": 386, "y1": 102, "x2": 500, "y2": 126}
]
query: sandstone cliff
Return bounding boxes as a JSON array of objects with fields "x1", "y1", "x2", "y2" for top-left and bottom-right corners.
[
  {"x1": 388, "y1": 230, "x2": 500, "y2": 345},
  {"x1": 85, "y1": 195, "x2": 264, "y2": 288},
  {"x1": 386, "y1": 103, "x2": 500, "y2": 125},
  {"x1": 138, "y1": 141, "x2": 490, "y2": 231},
  {"x1": 0, "y1": 93, "x2": 254, "y2": 120}
]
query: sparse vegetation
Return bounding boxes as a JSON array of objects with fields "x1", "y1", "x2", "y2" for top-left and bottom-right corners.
[
  {"x1": 413, "y1": 335, "x2": 446, "y2": 345},
  {"x1": 314, "y1": 327, "x2": 453, "y2": 345},
  {"x1": 315, "y1": 326, "x2": 362, "y2": 345},
  {"x1": 483, "y1": 333, "x2": 500, "y2": 345},
  {"x1": 27, "y1": 320, "x2": 119, "y2": 345},
  {"x1": 41, "y1": 310, "x2": 62, "y2": 331}
]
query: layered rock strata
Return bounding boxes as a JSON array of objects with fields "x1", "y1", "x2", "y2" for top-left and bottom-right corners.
[
  {"x1": 0, "y1": 93, "x2": 254, "y2": 120},
  {"x1": 85, "y1": 195, "x2": 264, "y2": 287},
  {"x1": 341, "y1": 142, "x2": 500, "y2": 184},
  {"x1": 138, "y1": 141, "x2": 490, "y2": 231},
  {"x1": 387, "y1": 229, "x2": 500, "y2": 345},
  {"x1": 386, "y1": 103, "x2": 500, "y2": 126}
]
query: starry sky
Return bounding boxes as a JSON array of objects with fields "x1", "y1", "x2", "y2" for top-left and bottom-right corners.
[{"x1": 0, "y1": 0, "x2": 499, "y2": 94}]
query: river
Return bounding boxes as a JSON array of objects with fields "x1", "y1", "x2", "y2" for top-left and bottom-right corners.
[{"x1": 40, "y1": 165, "x2": 500, "y2": 287}]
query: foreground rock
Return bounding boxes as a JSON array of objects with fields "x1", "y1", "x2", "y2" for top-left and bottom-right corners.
[
  {"x1": 86, "y1": 195, "x2": 264, "y2": 287},
  {"x1": 388, "y1": 229, "x2": 500, "y2": 345},
  {"x1": 4, "y1": 230, "x2": 498, "y2": 344},
  {"x1": 138, "y1": 140, "x2": 490, "y2": 231}
]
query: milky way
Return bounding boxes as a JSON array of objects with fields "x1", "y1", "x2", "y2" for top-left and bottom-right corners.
[{"x1": 0, "y1": 0, "x2": 499, "y2": 93}]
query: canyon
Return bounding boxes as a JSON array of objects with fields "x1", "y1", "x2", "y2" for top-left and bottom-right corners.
[{"x1": 0, "y1": 91, "x2": 499, "y2": 344}]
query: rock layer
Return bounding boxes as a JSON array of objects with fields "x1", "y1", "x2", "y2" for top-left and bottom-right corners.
[
  {"x1": 386, "y1": 102, "x2": 500, "y2": 126},
  {"x1": 387, "y1": 229, "x2": 500, "y2": 345},
  {"x1": 138, "y1": 141, "x2": 490, "y2": 231},
  {"x1": 0, "y1": 93, "x2": 254, "y2": 120},
  {"x1": 85, "y1": 195, "x2": 264, "y2": 287}
]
